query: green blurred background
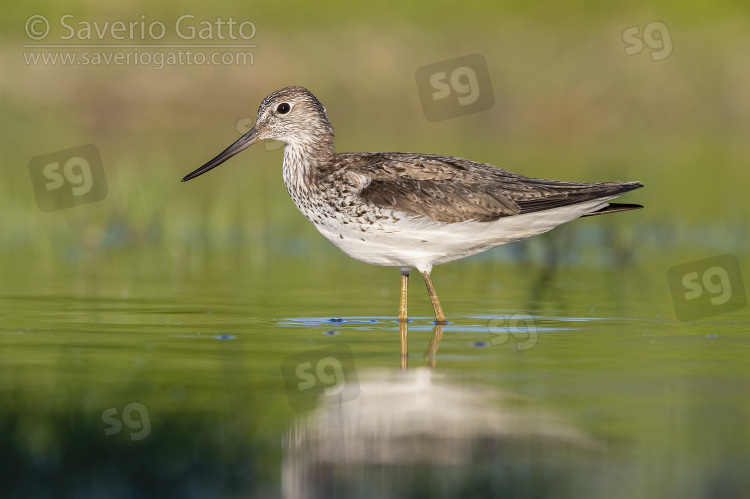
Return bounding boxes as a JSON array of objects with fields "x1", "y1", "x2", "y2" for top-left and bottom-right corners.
[
  {"x1": 1, "y1": 1, "x2": 749, "y2": 497},
  {"x1": 4, "y1": 0, "x2": 749, "y2": 257}
]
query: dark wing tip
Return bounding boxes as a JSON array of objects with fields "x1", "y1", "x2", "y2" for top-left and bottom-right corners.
[{"x1": 620, "y1": 181, "x2": 644, "y2": 191}]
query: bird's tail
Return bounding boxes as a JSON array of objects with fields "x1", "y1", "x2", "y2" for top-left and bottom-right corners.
[{"x1": 581, "y1": 203, "x2": 643, "y2": 217}]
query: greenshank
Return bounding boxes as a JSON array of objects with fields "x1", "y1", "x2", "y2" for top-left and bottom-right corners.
[{"x1": 182, "y1": 86, "x2": 642, "y2": 324}]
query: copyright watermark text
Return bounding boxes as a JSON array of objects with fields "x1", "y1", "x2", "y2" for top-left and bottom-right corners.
[
  {"x1": 23, "y1": 14, "x2": 257, "y2": 70},
  {"x1": 25, "y1": 14, "x2": 256, "y2": 42}
]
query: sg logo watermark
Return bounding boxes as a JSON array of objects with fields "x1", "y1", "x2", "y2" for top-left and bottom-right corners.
[
  {"x1": 668, "y1": 254, "x2": 746, "y2": 321},
  {"x1": 235, "y1": 116, "x2": 283, "y2": 151},
  {"x1": 28, "y1": 144, "x2": 107, "y2": 212},
  {"x1": 415, "y1": 53, "x2": 494, "y2": 122},
  {"x1": 487, "y1": 312, "x2": 538, "y2": 351},
  {"x1": 101, "y1": 402, "x2": 151, "y2": 441},
  {"x1": 280, "y1": 344, "x2": 360, "y2": 413},
  {"x1": 622, "y1": 21, "x2": 673, "y2": 61}
]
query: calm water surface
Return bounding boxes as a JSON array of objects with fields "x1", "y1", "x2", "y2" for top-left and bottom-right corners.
[{"x1": 0, "y1": 237, "x2": 748, "y2": 498}]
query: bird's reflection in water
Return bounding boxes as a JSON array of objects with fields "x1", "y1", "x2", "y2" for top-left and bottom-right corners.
[
  {"x1": 399, "y1": 321, "x2": 444, "y2": 371},
  {"x1": 283, "y1": 323, "x2": 607, "y2": 499}
]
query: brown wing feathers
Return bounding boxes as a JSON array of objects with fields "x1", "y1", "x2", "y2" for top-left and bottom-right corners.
[{"x1": 348, "y1": 153, "x2": 642, "y2": 223}]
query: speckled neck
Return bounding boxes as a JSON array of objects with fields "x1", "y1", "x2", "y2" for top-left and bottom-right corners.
[{"x1": 281, "y1": 126, "x2": 334, "y2": 196}]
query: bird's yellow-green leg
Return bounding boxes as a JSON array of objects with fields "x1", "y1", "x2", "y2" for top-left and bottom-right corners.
[
  {"x1": 398, "y1": 267, "x2": 410, "y2": 323},
  {"x1": 422, "y1": 271, "x2": 447, "y2": 324}
]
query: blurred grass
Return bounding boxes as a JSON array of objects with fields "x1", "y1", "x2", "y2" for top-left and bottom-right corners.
[
  {"x1": 4, "y1": 0, "x2": 750, "y2": 31},
  {"x1": 1, "y1": 0, "x2": 749, "y2": 264}
]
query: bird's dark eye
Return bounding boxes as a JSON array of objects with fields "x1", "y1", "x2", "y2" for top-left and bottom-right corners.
[{"x1": 276, "y1": 103, "x2": 291, "y2": 114}]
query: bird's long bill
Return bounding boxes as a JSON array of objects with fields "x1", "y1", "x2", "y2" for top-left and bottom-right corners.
[{"x1": 181, "y1": 126, "x2": 262, "y2": 182}]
